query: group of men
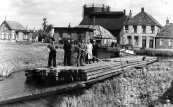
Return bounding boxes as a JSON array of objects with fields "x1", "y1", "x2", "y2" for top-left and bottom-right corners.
[
  {"x1": 46, "y1": 37, "x2": 99, "y2": 68},
  {"x1": 63, "y1": 39, "x2": 99, "y2": 67}
]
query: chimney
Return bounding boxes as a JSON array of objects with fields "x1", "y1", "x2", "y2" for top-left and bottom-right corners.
[
  {"x1": 124, "y1": 9, "x2": 126, "y2": 15},
  {"x1": 129, "y1": 10, "x2": 132, "y2": 19},
  {"x1": 166, "y1": 17, "x2": 169, "y2": 25},
  {"x1": 68, "y1": 23, "x2": 71, "y2": 28},
  {"x1": 141, "y1": 7, "x2": 144, "y2": 12}
]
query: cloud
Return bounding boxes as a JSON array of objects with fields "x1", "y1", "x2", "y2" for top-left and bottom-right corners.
[{"x1": 0, "y1": 0, "x2": 173, "y2": 29}]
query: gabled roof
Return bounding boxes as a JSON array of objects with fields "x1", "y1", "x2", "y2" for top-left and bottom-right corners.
[
  {"x1": 75, "y1": 25, "x2": 116, "y2": 39},
  {"x1": 2, "y1": 20, "x2": 27, "y2": 31},
  {"x1": 157, "y1": 23, "x2": 173, "y2": 37},
  {"x1": 79, "y1": 12, "x2": 128, "y2": 30},
  {"x1": 125, "y1": 8, "x2": 162, "y2": 27}
]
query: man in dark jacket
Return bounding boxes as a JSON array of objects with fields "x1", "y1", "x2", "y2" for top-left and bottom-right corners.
[
  {"x1": 92, "y1": 40, "x2": 99, "y2": 63},
  {"x1": 63, "y1": 39, "x2": 72, "y2": 66},
  {"x1": 47, "y1": 37, "x2": 58, "y2": 68}
]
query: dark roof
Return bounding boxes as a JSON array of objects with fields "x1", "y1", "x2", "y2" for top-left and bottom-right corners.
[
  {"x1": 53, "y1": 27, "x2": 93, "y2": 32},
  {"x1": 3, "y1": 20, "x2": 27, "y2": 31},
  {"x1": 157, "y1": 23, "x2": 173, "y2": 37},
  {"x1": 79, "y1": 12, "x2": 128, "y2": 30},
  {"x1": 125, "y1": 11, "x2": 162, "y2": 27}
]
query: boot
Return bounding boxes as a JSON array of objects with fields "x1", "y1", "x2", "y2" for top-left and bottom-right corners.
[{"x1": 89, "y1": 59, "x2": 91, "y2": 64}]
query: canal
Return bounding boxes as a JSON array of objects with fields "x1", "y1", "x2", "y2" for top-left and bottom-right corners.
[{"x1": 0, "y1": 57, "x2": 170, "y2": 107}]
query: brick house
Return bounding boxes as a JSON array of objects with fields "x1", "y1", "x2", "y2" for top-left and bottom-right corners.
[
  {"x1": 0, "y1": 20, "x2": 30, "y2": 42},
  {"x1": 122, "y1": 7, "x2": 162, "y2": 49},
  {"x1": 155, "y1": 18, "x2": 173, "y2": 49}
]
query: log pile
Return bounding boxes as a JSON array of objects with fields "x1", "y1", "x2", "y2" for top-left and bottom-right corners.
[{"x1": 25, "y1": 56, "x2": 157, "y2": 85}]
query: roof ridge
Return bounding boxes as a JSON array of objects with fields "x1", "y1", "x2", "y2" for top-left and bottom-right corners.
[{"x1": 145, "y1": 12, "x2": 162, "y2": 27}]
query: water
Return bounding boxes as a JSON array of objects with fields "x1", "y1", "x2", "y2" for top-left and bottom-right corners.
[
  {"x1": 0, "y1": 71, "x2": 86, "y2": 107},
  {"x1": 0, "y1": 57, "x2": 171, "y2": 107}
]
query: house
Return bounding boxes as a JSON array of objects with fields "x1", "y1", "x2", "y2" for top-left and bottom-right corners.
[
  {"x1": 52, "y1": 27, "x2": 93, "y2": 44},
  {"x1": 0, "y1": 20, "x2": 30, "y2": 42},
  {"x1": 155, "y1": 18, "x2": 173, "y2": 49},
  {"x1": 79, "y1": 4, "x2": 128, "y2": 43},
  {"x1": 122, "y1": 7, "x2": 162, "y2": 49},
  {"x1": 75, "y1": 25, "x2": 116, "y2": 46}
]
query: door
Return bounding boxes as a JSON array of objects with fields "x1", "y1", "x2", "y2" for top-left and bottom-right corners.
[
  {"x1": 142, "y1": 36, "x2": 146, "y2": 48},
  {"x1": 149, "y1": 39, "x2": 154, "y2": 48}
]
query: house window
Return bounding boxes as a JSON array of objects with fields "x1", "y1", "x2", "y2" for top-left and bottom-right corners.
[
  {"x1": 125, "y1": 25, "x2": 128, "y2": 33},
  {"x1": 4, "y1": 26, "x2": 7, "y2": 31},
  {"x1": 24, "y1": 34, "x2": 29, "y2": 40},
  {"x1": 68, "y1": 32, "x2": 71, "y2": 38},
  {"x1": 168, "y1": 39, "x2": 173, "y2": 46},
  {"x1": 1, "y1": 34, "x2": 4, "y2": 40},
  {"x1": 142, "y1": 25, "x2": 146, "y2": 33},
  {"x1": 151, "y1": 25, "x2": 155, "y2": 33},
  {"x1": 134, "y1": 36, "x2": 139, "y2": 45},
  {"x1": 160, "y1": 38, "x2": 163, "y2": 46},
  {"x1": 133, "y1": 25, "x2": 137, "y2": 33},
  {"x1": 96, "y1": 40, "x2": 101, "y2": 44},
  {"x1": 127, "y1": 36, "x2": 132, "y2": 45}
]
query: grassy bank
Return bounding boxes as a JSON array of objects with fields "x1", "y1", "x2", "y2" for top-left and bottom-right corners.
[
  {"x1": 60, "y1": 61, "x2": 173, "y2": 107},
  {"x1": 135, "y1": 49, "x2": 173, "y2": 57},
  {"x1": 0, "y1": 42, "x2": 64, "y2": 76}
]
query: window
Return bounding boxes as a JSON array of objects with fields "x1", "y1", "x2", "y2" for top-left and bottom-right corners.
[
  {"x1": 125, "y1": 25, "x2": 128, "y2": 33},
  {"x1": 67, "y1": 32, "x2": 71, "y2": 38},
  {"x1": 168, "y1": 39, "x2": 173, "y2": 46},
  {"x1": 24, "y1": 34, "x2": 29, "y2": 40},
  {"x1": 59, "y1": 32, "x2": 63, "y2": 40},
  {"x1": 1, "y1": 34, "x2": 4, "y2": 40},
  {"x1": 142, "y1": 26, "x2": 146, "y2": 33},
  {"x1": 160, "y1": 38, "x2": 163, "y2": 46},
  {"x1": 151, "y1": 25, "x2": 155, "y2": 33},
  {"x1": 4, "y1": 26, "x2": 7, "y2": 31},
  {"x1": 96, "y1": 40, "x2": 101, "y2": 44},
  {"x1": 127, "y1": 36, "x2": 132, "y2": 45},
  {"x1": 134, "y1": 36, "x2": 139, "y2": 45},
  {"x1": 133, "y1": 25, "x2": 137, "y2": 33}
]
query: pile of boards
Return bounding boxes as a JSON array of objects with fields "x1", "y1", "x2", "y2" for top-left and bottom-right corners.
[{"x1": 25, "y1": 56, "x2": 157, "y2": 84}]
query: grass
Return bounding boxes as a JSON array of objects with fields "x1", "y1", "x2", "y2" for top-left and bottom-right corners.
[
  {"x1": 135, "y1": 49, "x2": 173, "y2": 57},
  {"x1": 59, "y1": 61, "x2": 173, "y2": 107},
  {"x1": 1, "y1": 42, "x2": 173, "y2": 106},
  {"x1": 0, "y1": 42, "x2": 64, "y2": 76}
]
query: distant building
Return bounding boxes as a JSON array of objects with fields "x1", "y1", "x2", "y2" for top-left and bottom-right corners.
[
  {"x1": 0, "y1": 20, "x2": 30, "y2": 42},
  {"x1": 155, "y1": 18, "x2": 173, "y2": 49},
  {"x1": 75, "y1": 25, "x2": 116, "y2": 46},
  {"x1": 79, "y1": 4, "x2": 128, "y2": 43},
  {"x1": 52, "y1": 27, "x2": 93, "y2": 44},
  {"x1": 122, "y1": 7, "x2": 162, "y2": 49}
]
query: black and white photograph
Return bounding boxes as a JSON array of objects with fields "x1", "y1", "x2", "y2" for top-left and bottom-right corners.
[{"x1": 0, "y1": 0, "x2": 173, "y2": 106}]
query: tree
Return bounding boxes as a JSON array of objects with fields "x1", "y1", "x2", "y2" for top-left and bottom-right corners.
[{"x1": 37, "y1": 18, "x2": 54, "y2": 42}]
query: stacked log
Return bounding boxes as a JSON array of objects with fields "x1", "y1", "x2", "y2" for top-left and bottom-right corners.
[{"x1": 25, "y1": 57, "x2": 157, "y2": 85}]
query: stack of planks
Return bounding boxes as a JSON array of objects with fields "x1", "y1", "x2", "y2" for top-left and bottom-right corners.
[{"x1": 25, "y1": 56, "x2": 157, "y2": 84}]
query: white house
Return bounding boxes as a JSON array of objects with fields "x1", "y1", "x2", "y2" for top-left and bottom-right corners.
[
  {"x1": 0, "y1": 20, "x2": 30, "y2": 42},
  {"x1": 122, "y1": 7, "x2": 162, "y2": 48}
]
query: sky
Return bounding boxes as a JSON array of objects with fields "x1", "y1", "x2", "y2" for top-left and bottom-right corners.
[{"x1": 1, "y1": 0, "x2": 173, "y2": 30}]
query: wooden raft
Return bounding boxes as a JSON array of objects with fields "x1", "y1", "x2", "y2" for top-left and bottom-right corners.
[
  {"x1": 25, "y1": 56, "x2": 157, "y2": 84},
  {"x1": 0, "y1": 56, "x2": 157, "y2": 105}
]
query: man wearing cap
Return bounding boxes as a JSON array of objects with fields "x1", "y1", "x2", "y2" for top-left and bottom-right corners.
[{"x1": 46, "y1": 37, "x2": 58, "y2": 68}]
